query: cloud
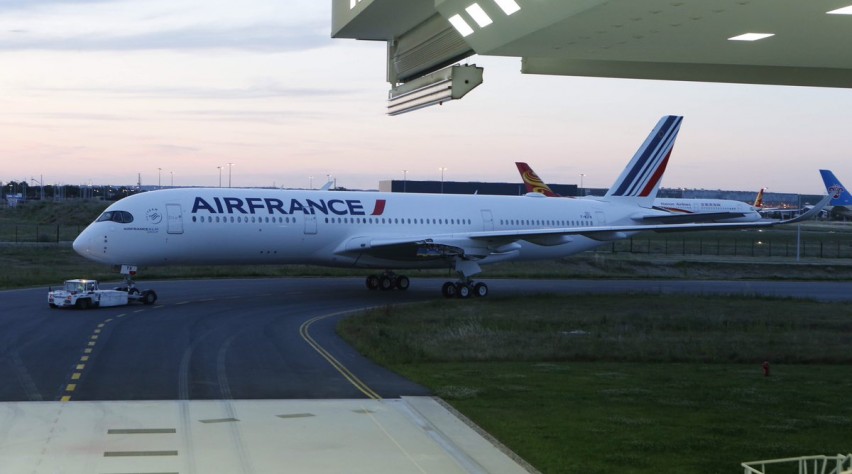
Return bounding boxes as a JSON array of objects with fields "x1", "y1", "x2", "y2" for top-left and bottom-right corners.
[
  {"x1": 30, "y1": 83, "x2": 361, "y2": 100},
  {"x1": 0, "y1": 22, "x2": 330, "y2": 52},
  {"x1": 0, "y1": 0, "x2": 331, "y2": 52}
]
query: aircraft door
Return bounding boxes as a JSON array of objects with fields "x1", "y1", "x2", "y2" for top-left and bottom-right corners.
[
  {"x1": 166, "y1": 203, "x2": 183, "y2": 234},
  {"x1": 481, "y1": 210, "x2": 494, "y2": 231},
  {"x1": 304, "y1": 215, "x2": 317, "y2": 235}
]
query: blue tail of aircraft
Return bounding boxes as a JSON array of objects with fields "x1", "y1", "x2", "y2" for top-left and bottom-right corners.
[{"x1": 819, "y1": 169, "x2": 852, "y2": 206}]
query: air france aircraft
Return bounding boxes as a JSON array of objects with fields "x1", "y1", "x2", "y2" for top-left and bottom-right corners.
[
  {"x1": 516, "y1": 162, "x2": 762, "y2": 223},
  {"x1": 73, "y1": 116, "x2": 826, "y2": 298}
]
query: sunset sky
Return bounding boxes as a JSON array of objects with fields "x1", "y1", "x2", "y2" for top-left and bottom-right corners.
[{"x1": 2, "y1": 0, "x2": 851, "y2": 194}]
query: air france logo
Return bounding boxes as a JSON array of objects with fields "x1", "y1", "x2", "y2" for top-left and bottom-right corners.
[
  {"x1": 146, "y1": 208, "x2": 163, "y2": 224},
  {"x1": 190, "y1": 196, "x2": 386, "y2": 216},
  {"x1": 829, "y1": 185, "x2": 843, "y2": 200}
]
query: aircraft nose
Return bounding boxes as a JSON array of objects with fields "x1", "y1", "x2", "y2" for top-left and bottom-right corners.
[{"x1": 72, "y1": 228, "x2": 94, "y2": 258}]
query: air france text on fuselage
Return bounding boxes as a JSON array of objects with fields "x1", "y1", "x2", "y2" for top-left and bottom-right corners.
[{"x1": 190, "y1": 196, "x2": 386, "y2": 216}]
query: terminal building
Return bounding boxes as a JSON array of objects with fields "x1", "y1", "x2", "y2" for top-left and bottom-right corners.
[{"x1": 378, "y1": 179, "x2": 821, "y2": 210}]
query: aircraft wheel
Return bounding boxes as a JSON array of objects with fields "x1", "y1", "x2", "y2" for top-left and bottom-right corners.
[
  {"x1": 441, "y1": 282, "x2": 457, "y2": 298},
  {"x1": 366, "y1": 275, "x2": 380, "y2": 290},
  {"x1": 76, "y1": 298, "x2": 90, "y2": 310},
  {"x1": 396, "y1": 275, "x2": 410, "y2": 291},
  {"x1": 379, "y1": 275, "x2": 394, "y2": 291},
  {"x1": 142, "y1": 290, "x2": 157, "y2": 305},
  {"x1": 457, "y1": 283, "x2": 471, "y2": 299},
  {"x1": 473, "y1": 282, "x2": 489, "y2": 297}
]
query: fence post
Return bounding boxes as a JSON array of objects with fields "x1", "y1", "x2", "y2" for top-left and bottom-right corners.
[{"x1": 56, "y1": 225, "x2": 60, "y2": 243}]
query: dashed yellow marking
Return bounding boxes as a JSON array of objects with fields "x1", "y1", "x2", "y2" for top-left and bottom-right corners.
[
  {"x1": 76, "y1": 364, "x2": 85, "y2": 370},
  {"x1": 90, "y1": 335, "x2": 98, "y2": 340},
  {"x1": 87, "y1": 341, "x2": 96, "y2": 347},
  {"x1": 60, "y1": 396, "x2": 71, "y2": 402},
  {"x1": 97, "y1": 323, "x2": 105, "y2": 328},
  {"x1": 94, "y1": 329, "x2": 101, "y2": 334},
  {"x1": 105, "y1": 318, "x2": 113, "y2": 322},
  {"x1": 134, "y1": 309, "x2": 145, "y2": 313},
  {"x1": 80, "y1": 356, "x2": 89, "y2": 362},
  {"x1": 66, "y1": 384, "x2": 76, "y2": 392},
  {"x1": 199, "y1": 298, "x2": 215, "y2": 302},
  {"x1": 71, "y1": 373, "x2": 81, "y2": 380},
  {"x1": 175, "y1": 301, "x2": 190, "y2": 305},
  {"x1": 84, "y1": 348, "x2": 93, "y2": 354}
]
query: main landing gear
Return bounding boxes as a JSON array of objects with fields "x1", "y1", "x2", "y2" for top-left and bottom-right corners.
[
  {"x1": 365, "y1": 271, "x2": 410, "y2": 291},
  {"x1": 441, "y1": 280, "x2": 488, "y2": 299},
  {"x1": 441, "y1": 259, "x2": 489, "y2": 298}
]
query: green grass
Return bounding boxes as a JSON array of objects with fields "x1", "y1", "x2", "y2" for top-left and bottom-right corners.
[{"x1": 338, "y1": 295, "x2": 852, "y2": 473}]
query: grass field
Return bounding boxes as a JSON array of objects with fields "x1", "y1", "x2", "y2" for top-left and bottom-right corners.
[{"x1": 338, "y1": 295, "x2": 852, "y2": 473}]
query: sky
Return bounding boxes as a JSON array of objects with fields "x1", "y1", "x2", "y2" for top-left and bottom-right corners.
[{"x1": 1, "y1": 0, "x2": 851, "y2": 194}]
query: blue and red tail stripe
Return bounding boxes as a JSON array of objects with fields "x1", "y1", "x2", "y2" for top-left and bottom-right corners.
[{"x1": 608, "y1": 115, "x2": 682, "y2": 197}]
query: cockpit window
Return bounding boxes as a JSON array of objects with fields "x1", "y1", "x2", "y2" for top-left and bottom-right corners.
[{"x1": 96, "y1": 211, "x2": 134, "y2": 224}]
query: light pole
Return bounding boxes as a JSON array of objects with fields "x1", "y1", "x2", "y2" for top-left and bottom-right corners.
[
  {"x1": 439, "y1": 167, "x2": 447, "y2": 194},
  {"x1": 309, "y1": 176, "x2": 313, "y2": 190},
  {"x1": 217, "y1": 166, "x2": 222, "y2": 187},
  {"x1": 227, "y1": 162, "x2": 234, "y2": 188},
  {"x1": 31, "y1": 175, "x2": 44, "y2": 200},
  {"x1": 170, "y1": 171, "x2": 174, "y2": 187},
  {"x1": 158, "y1": 168, "x2": 162, "y2": 189},
  {"x1": 579, "y1": 173, "x2": 585, "y2": 196},
  {"x1": 402, "y1": 169, "x2": 407, "y2": 193}
]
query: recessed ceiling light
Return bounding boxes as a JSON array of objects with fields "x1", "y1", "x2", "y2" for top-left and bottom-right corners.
[
  {"x1": 827, "y1": 5, "x2": 852, "y2": 14},
  {"x1": 466, "y1": 4, "x2": 493, "y2": 27},
  {"x1": 449, "y1": 14, "x2": 474, "y2": 37},
  {"x1": 728, "y1": 32, "x2": 774, "y2": 41},
  {"x1": 493, "y1": 0, "x2": 521, "y2": 16}
]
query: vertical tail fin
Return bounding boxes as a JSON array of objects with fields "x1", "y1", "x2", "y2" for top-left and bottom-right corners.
[
  {"x1": 753, "y1": 188, "x2": 766, "y2": 208},
  {"x1": 605, "y1": 115, "x2": 683, "y2": 207},
  {"x1": 515, "y1": 162, "x2": 561, "y2": 197},
  {"x1": 819, "y1": 169, "x2": 852, "y2": 205}
]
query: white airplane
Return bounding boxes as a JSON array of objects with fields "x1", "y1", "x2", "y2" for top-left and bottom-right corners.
[
  {"x1": 516, "y1": 162, "x2": 762, "y2": 223},
  {"x1": 73, "y1": 116, "x2": 826, "y2": 298}
]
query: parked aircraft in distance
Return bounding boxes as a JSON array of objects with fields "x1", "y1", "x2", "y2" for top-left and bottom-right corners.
[
  {"x1": 515, "y1": 162, "x2": 762, "y2": 223},
  {"x1": 820, "y1": 169, "x2": 852, "y2": 218},
  {"x1": 73, "y1": 116, "x2": 826, "y2": 298}
]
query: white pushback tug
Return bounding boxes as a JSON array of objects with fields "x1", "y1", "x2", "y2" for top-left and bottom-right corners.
[{"x1": 48, "y1": 265, "x2": 157, "y2": 309}]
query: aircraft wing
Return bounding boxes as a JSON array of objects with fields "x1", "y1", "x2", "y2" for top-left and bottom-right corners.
[
  {"x1": 637, "y1": 211, "x2": 751, "y2": 224},
  {"x1": 337, "y1": 195, "x2": 828, "y2": 261}
]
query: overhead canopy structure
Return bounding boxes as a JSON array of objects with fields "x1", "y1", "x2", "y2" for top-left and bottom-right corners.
[{"x1": 332, "y1": 0, "x2": 852, "y2": 90}]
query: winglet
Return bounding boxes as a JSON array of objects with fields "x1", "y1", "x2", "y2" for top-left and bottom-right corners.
[
  {"x1": 515, "y1": 162, "x2": 561, "y2": 197},
  {"x1": 819, "y1": 169, "x2": 852, "y2": 206},
  {"x1": 605, "y1": 115, "x2": 683, "y2": 207}
]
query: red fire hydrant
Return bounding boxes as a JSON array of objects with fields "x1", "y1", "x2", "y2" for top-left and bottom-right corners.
[{"x1": 762, "y1": 361, "x2": 770, "y2": 377}]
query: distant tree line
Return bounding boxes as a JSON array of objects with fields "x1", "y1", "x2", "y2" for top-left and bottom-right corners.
[{"x1": 2, "y1": 181, "x2": 140, "y2": 201}]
